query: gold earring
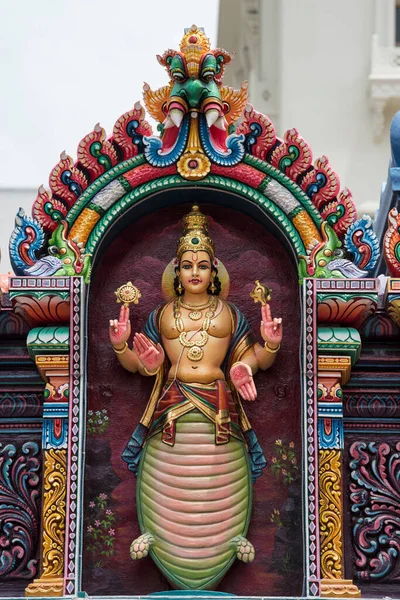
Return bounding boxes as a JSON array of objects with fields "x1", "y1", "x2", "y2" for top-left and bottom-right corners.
[
  {"x1": 177, "y1": 280, "x2": 183, "y2": 293},
  {"x1": 210, "y1": 278, "x2": 216, "y2": 293}
]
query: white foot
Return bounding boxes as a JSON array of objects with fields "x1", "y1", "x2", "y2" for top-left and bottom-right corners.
[
  {"x1": 231, "y1": 535, "x2": 255, "y2": 563},
  {"x1": 130, "y1": 532, "x2": 154, "y2": 560}
]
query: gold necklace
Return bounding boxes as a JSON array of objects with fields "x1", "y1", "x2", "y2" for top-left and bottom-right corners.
[
  {"x1": 179, "y1": 297, "x2": 213, "y2": 310},
  {"x1": 174, "y1": 296, "x2": 217, "y2": 361},
  {"x1": 179, "y1": 296, "x2": 212, "y2": 320},
  {"x1": 179, "y1": 296, "x2": 213, "y2": 320}
]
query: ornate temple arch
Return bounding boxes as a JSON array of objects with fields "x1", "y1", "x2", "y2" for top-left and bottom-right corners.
[{"x1": 4, "y1": 23, "x2": 400, "y2": 600}]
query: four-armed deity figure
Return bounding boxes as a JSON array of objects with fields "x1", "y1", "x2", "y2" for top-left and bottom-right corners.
[{"x1": 109, "y1": 205, "x2": 283, "y2": 590}]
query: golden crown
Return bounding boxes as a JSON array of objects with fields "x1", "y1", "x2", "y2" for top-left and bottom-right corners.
[
  {"x1": 179, "y1": 25, "x2": 211, "y2": 78},
  {"x1": 177, "y1": 205, "x2": 215, "y2": 260}
]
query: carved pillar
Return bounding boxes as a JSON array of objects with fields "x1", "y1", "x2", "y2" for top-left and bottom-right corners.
[
  {"x1": 25, "y1": 328, "x2": 69, "y2": 597},
  {"x1": 317, "y1": 328, "x2": 361, "y2": 598},
  {"x1": 387, "y1": 278, "x2": 400, "y2": 328}
]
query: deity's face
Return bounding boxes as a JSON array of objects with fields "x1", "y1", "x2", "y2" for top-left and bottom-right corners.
[{"x1": 179, "y1": 251, "x2": 212, "y2": 295}]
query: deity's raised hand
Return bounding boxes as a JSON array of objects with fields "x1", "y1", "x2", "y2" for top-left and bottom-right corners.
[
  {"x1": 230, "y1": 362, "x2": 257, "y2": 401},
  {"x1": 133, "y1": 333, "x2": 165, "y2": 374},
  {"x1": 260, "y1": 303, "x2": 282, "y2": 347},
  {"x1": 109, "y1": 305, "x2": 131, "y2": 346}
]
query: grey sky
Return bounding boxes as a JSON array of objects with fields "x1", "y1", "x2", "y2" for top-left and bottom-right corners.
[{"x1": 0, "y1": 0, "x2": 219, "y2": 189}]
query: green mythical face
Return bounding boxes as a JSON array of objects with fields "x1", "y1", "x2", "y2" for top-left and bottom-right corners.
[
  {"x1": 298, "y1": 222, "x2": 347, "y2": 282},
  {"x1": 168, "y1": 53, "x2": 222, "y2": 109},
  {"x1": 48, "y1": 221, "x2": 92, "y2": 282}
]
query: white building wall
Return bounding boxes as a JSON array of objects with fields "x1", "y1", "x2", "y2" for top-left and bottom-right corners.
[{"x1": 219, "y1": 0, "x2": 399, "y2": 216}]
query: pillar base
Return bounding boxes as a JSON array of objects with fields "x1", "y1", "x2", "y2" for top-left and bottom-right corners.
[
  {"x1": 25, "y1": 577, "x2": 64, "y2": 597},
  {"x1": 321, "y1": 578, "x2": 361, "y2": 598}
]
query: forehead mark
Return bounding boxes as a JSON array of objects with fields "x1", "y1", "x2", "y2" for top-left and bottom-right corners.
[{"x1": 191, "y1": 253, "x2": 198, "y2": 262}]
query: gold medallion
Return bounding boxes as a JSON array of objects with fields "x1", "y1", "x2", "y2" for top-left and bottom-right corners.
[
  {"x1": 114, "y1": 281, "x2": 141, "y2": 307},
  {"x1": 187, "y1": 346, "x2": 204, "y2": 361},
  {"x1": 189, "y1": 310, "x2": 202, "y2": 321}
]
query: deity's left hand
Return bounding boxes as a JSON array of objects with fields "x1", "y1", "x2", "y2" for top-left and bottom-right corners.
[
  {"x1": 134, "y1": 333, "x2": 165, "y2": 373},
  {"x1": 260, "y1": 303, "x2": 282, "y2": 347},
  {"x1": 230, "y1": 362, "x2": 257, "y2": 401}
]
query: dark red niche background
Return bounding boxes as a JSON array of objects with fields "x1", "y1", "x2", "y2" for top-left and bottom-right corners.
[{"x1": 83, "y1": 202, "x2": 303, "y2": 596}]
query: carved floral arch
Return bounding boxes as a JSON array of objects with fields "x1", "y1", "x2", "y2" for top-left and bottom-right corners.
[{"x1": 68, "y1": 167, "x2": 320, "y2": 265}]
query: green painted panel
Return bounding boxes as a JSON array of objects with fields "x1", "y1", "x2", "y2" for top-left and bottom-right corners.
[
  {"x1": 27, "y1": 326, "x2": 70, "y2": 360},
  {"x1": 317, "y1": 326, "x2": 361, "y2": 365}
]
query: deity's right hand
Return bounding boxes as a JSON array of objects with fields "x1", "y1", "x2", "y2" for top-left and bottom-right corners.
[
  {"x1": 109, "y1": 305, "x2": 131, "y2": 347},
  {"x1": 133, "y1": 333, "x2": 165, "y2": 374}
]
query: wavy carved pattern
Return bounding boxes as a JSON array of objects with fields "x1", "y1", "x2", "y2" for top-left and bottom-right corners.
[
  {"x1": 345, "y1": 394, "x2": 400, "y2": 419},
  {"x1": 319, "y1": 449, "x2": 343, "y2": 579},
  {"x1": 0, "y1": 311, "x2": 30, "y2": 337},
  {"x1": 349, "y1": 441, "x2": 400, "y2": 582},
  {"x1": 317, "y1": 296, "x2": 377, "y2": 329},
  {"x1": 42, "y1": 449, "x2": 67, "y2": 578},
  {"x1": 13, "y1": 294, "x2": 70, "y2": 327},
  {"x1": 0, "y1": 441, "x2": 41, "y2": 579},
  {"x1": 0, "y1": 393, "x2": 43, "y2": 418}
]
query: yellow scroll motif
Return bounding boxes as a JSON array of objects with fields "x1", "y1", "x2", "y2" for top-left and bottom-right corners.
[
  {"x1": 388, "y1": 298, "x2": 400, "y2": 329},
  {"x1": 25, "y1": 449, "x2": 67, "y2": 597},
  {"x1": 319, "y1": 449, "x2": 361, "y2": 597},
  {"x1": 319, "y1": 449, "x2": 342, "y2": 579},
  {"x1": 42, "y1": 449, "x2": 67, "y2": 577}
]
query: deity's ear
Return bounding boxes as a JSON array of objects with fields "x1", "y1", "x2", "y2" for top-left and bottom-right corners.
[
  {"x1": 210, "y1": 48, "x2": 233, "y2": 85},
  {"x1": 157, "y1": 50, "x2": 187, "y2": 81}
]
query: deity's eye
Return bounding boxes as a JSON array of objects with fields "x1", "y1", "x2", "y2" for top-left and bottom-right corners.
[
  {"x1": 200, "y1": 54, "x2": 217, "y2": 83},
  {"x1": 199, "y1": 264, "x2": 210, "y2": 269},
  {"x1": 170, "y1": 55, "x2": 187, "y2": 83},
  {"x1": 172, "y1": 71, "x2": 186, "y2": 82},
  {"x1": 202, "y1": 71, "x2": 215, "y2": 82},
  {"x1": 182, "y1": 264, "x2": 192, "y2": 269}
]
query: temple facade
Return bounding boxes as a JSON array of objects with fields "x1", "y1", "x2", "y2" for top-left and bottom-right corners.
[{"x1": 0, "y1": 19, "x2": 400, "y2": 600}]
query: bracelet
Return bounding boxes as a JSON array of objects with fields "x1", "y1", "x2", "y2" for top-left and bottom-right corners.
[
  {"x1": 143, "y1": 365, "x2": 161, "y2": 376},
  {"x1": 264, "y1": 341, "x2": 280, "y2": 353},
  {"x1": 113, "y1": 342, "x2": 128, "y2": 355}
]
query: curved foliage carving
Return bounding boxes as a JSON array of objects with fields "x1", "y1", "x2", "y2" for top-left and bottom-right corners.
[
  {"x1": 0, "y1": 441, "x2": 41, "y2": 579},
  {"x1": 350, "y1": 441, "x2": 400, "y2": 581}
]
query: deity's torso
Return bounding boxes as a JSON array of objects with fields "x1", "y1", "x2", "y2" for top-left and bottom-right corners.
[{"x1": 160, "y1": 298, "x2": 233, "y2": 383}]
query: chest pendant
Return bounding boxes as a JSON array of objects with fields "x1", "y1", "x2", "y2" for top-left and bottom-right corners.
[{"x1": 188, "y1": 310, "x2": 202, "y2": 321}]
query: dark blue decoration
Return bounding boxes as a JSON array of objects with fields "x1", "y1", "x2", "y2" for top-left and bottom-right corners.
[
  {"x1": 344, "y1": 215, "x2": 380, "y2": 274},
  {"x1": 60, "y1": 170, "x2": 82, "y2": 197},
  {"x1": 121, "y1": 422, "x2": 148, "y2": 476},
  {"x1": 244, "y1": 428, "x2": 267, "y2": 483},
  {"x1": 9, "y1": 208, "x2": 45, "y2": 275},
  {"x1": 199, "y1": 114, "x2": 245, "y2": 166},
  {"x1": 244, "y1": 122, "x2": 262, "y2": 154},
  {"x1": 126, "y1": 119, "x2": 146, "y2": 154},
  {"x1": 143, "y1": 114, "x2": 190, "y2": 167},
  {"x1": 305, "y1": 172, "x2": 327, "y2": 200}
]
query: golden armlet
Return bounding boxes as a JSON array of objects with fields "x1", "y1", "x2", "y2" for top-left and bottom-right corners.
[
  {"x1": 113, "y1": 342, "x2": 128, "y2": 354},
  {"x1": 264, "y1": 342, "x2": 280, "y2": 354}
]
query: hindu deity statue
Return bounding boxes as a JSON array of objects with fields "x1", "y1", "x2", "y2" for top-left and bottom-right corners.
[{"x1": 108, "y1": 205, "x2": 283, "y2": 590}]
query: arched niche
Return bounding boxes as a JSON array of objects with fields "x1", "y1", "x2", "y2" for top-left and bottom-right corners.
[{"x1": 82, "y1": 188, "x2": 304, "y2": 596}]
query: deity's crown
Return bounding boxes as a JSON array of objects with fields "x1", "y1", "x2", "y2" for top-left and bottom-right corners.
[
  {"x1": 177, "y1": 205, "x2": 215, "y2": 260},
  {"x1": 179, "y1": 25, "x2": 211, "y2": 78}
]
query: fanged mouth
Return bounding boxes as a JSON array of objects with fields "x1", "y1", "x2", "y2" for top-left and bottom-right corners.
[{"x1": 162, "y1": 98, "x2": 227, "y2": 154}]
